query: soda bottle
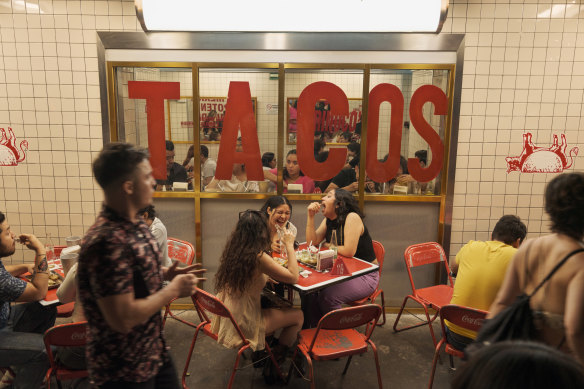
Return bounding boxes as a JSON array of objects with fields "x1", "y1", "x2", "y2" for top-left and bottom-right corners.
[
  {"x1": 330, "y1": 229, "x2": 338, "y2": 259},
  {"x1": 46, "y1": 233, "x2": 56, "y2": 264}
]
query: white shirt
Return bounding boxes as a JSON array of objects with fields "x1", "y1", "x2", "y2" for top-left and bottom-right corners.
[
  {"x1": 150, "y1": 217, "x2": 172, "y2": 267},
  {"x1": 202, "y1": 158, "x2": 217, "y2": 179}
]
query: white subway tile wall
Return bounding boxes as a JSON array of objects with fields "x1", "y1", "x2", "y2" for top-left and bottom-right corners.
[{"x1": 0, "y1": 0, "x2": 582, "y2": 264}]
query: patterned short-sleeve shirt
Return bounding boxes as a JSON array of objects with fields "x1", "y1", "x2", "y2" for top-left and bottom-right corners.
[
  {"x1": 0, "y1": 261, "x2": 27, "y2": 329},
  {"x1": 77, "y1": 205, "x2": 167, "y2": 385}
]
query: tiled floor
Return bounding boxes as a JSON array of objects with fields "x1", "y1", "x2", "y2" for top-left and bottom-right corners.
[{"x1": 53, "y1": 310, "x2": 454, "y2": 388}]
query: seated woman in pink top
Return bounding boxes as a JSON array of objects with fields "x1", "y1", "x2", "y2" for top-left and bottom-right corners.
[{"x1": 267, "y1": 149, "x2": 315, "y2": 194}]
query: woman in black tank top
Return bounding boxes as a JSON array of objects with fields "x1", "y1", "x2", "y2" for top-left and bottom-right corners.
[{"x1": 305, "y1": 189, "x2": 378, "y2": 326}]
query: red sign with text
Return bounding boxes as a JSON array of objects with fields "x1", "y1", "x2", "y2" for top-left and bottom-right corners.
[{"x1": 130, "y1": 80, "x2": 447, "y2": 184}]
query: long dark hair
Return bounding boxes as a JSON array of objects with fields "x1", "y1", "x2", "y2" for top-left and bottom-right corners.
[
  {"x1": 260, "y1": 196, "x2": 293, "y2": 215},
  {"x1": 215, "y1": 210, "x2": 271, "y2": 295},
  {"x1": 283, "y1": 149, "x2": 304, "y2": 180},
  {"x1": 261, "y1": 152, "x2": 275, "y2": 168},
  {"x1": 333, "y1": 188, "x2": 363, "y2": 226},
  {"x1": 545, "y1": 172, "x2": 584, "y2": 240}
]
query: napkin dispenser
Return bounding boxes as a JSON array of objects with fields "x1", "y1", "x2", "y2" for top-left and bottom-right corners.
[
  {"x1": 316, "y1": 249, "x2": 335, "y2": 271},
  {"x1": 173, "y1": 182, "x2": 189, "y2": 191}
]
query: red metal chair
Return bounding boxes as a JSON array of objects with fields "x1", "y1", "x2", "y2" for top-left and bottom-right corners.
[
  {"x1": 348, "y1": 240, "x2": 386, "y2": 325},
  {"x1": 289, "y1": 304, "x2": 383, "y2": 389},
  {"x1": 43, "y1": 321, "x2": 88, "y2": 389},
  {"x1": 162, "y1": 238, "x2": 196, "y2": 328},
  {"x1": 428, "y1": 304, "x2": 487, "y2": 389},
  {"x1": 182, "y1": 288, "x2": 284, "y2": 389},
  {"x1": 393, "y1": 242, "x2": 454, "y2": 347}
]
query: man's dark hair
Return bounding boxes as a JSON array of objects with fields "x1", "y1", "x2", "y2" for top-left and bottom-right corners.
[
  {"x1": 0, "y1": 211, "x2": 5, "y2": 233},
  {"x1": 139, "y1": 205, "x2": 156, "y2": 220},
  {"x1": 492, "y1": 215, "x2": 527, "y2": 245},
  {"x1": 92, "y1": 143, "x2": 149, "y2": 190},
  {"x1": 165, "y1": 140, "x2": 174, "y2": 151},
  {"x1": 347, "y1": 142, "x2": 360, "y2": 155},
  {"x1": 315, "y1": 150, "x2": 329, "y2": 163},
  {"x1": 314, "y1": 138, "x2": 326, "y2": 155},
  {"x1": 415, "y1": 150, "x2": 428, "y2": 165},
  {"x1": 200, "y1": 145, "x2": 209, "y2": 159},
  {"x1": 545, "y1": 172, "x2": 584, "y2": 240},
  {"x1": 261, "y1": 152, "x2": 275, "y2": 167}
]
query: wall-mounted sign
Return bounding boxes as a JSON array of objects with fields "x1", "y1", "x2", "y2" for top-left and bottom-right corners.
[
  {"x1": 506, "y1": 133, "x2": 579, "y2": 173},
  {"x1": 0, "y1": 127, "x2": 28, "y2": 166}
]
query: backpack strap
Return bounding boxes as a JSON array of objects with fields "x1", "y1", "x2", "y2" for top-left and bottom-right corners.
[{"x1": 529, "y1": 248, "x2": 584, "y2": 298}]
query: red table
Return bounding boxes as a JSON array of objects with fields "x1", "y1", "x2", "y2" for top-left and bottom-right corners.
[{"x1": 280, "y1": 243, "x2": 379, "y2": 294}]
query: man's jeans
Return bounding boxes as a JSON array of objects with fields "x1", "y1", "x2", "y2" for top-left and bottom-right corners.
[{"x1": 0, "y1": 302, "x2": 57, "y2": 388}]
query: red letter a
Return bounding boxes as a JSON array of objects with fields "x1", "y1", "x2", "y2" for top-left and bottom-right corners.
[{"x1": 215, "y1": 82, "x2": 263, "y2": 181}]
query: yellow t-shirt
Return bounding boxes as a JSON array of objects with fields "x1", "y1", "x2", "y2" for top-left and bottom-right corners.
[{"x1": 445, "y1": 240, "x2": 517, "y2": 339}]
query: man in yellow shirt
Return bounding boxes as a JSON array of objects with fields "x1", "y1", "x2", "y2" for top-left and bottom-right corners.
[{"x1": 446, "y1": 215, "x2": 527, "y2": 350}]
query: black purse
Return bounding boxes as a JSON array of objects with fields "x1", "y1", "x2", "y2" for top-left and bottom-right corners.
[{"x1": 464, "y1": 246, "x2": 584, "y2": 359}]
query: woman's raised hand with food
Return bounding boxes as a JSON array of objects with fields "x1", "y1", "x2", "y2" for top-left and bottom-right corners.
[
  {"x1": 280, "y1": 229, "x2": 296, "y2": 251},
  {"x1": 307, "y1": 202, "x2": 321, "y2": 217}
]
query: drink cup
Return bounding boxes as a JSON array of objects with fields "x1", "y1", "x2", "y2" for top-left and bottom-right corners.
[
  {"x1": 60, "y1": 253, "x2": 78, "y2": 276},
  {"x1": 66, "y1": 236, "x2": 81, "y2": 247}
]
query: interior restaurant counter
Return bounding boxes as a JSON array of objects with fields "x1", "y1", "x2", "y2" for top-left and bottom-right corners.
[{"x1": 275, "y1": 242, "x2": 379, "y2": 295}]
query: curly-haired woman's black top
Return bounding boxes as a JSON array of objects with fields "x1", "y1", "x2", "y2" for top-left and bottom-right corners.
[{"x1": 325, "y1": 217, "x2": 376, "y2": 262}]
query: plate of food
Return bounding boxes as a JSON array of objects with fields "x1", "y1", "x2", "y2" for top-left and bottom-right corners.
[{"x1": 24, "y1": 271, "x2": 64, "y2": 289}]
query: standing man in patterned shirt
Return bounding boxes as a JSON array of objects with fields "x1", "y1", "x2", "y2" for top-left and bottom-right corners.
[
  {"x1": 0, "y1": 211, "x2": 57, "y2": 388},
  {"x1": 78, "y1": 143, "x2": 204, "y2": 388}
]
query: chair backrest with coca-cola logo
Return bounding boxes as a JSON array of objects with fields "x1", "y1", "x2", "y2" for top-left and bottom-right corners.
[
  {"x1": 167, "y1": 238, "x2": 195, "y2": 265},
  {"x1": 440, "y1": 304, "x2": 487, "y2": 333},
  {"x1": 318, "y1": 305, "x2": 382, "y2": 331}
]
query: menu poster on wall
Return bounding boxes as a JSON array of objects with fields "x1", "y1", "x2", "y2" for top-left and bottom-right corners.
[{"x1": 199, "y1": 98, "x2": 226, "y2": 141}]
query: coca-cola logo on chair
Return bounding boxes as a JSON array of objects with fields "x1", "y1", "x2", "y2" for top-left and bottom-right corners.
[
  {"x1": 0, "y1": 127, "x2": 28, "y2": 166},
  {"x1": 506, "y1": 133, "x2": 578, "y2": 173}
]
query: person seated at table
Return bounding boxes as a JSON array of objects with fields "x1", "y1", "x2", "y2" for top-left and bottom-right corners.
[
  {"x1": 55, "y1": 250, "x2": 88, "y2": 375},
  {"x1": 324, "y1": 162, "x2": 359, "y2": 193},
  {"x1": 211, "y1": 210, "x2": 303, "y2": 382},
  {"x1": 344, "y1": 142, "x2": 360, "y2": 169},
  {"x1": 205, "y1": 162, "x2": 260, "y2": 192},
  {"x1": 305, "y1": 189, "x2": 378, "y2": 326},
  {"x1": 0, "y1": 212, "x2": 57, "y2": 388},
  {"x1": 139, "y1": 205, "x2": 172, "y2": 267},
  {"x1": 260, "y1": 196, "x2": 296, "y2": 255},
  {"x1": 265, "y1": 150, "x2": 315, "y2": 194},
  {"x1": 262, "y1": 152, "x2": 276, "y2": 170},
  {"x1": 314, "y1": 151, "x2": 331, "y2": 193},
  {"x1": 156, "y1": 140, "x2": 188, "y2": 189}
]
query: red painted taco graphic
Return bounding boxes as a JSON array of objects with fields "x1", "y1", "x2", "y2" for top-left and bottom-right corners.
[
  {"x1": 0, "y1": 127, "x2": 28, "y2": 166},
  {"x1": 506, "y1": 133, "x2": 578, "y2": 173}
]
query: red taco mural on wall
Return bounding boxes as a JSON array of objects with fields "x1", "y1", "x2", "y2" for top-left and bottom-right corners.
[
  {"x1": 506, "y1": 133, "x2": 578, "y2": 173},
  {"x1": 0, "y1": 127, "x2": 28, "y2": 166}
]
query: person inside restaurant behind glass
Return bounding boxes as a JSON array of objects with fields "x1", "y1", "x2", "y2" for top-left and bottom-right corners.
[
  {"x1": 324, "y1": 161, "x2": 359, "y2": 193},
  {"x1": 140, "y1": 205, "x2": 172, "y2": 268},
  {"x1": 211, "y1": 210, "x2": 303, "y2": 383},
  {"x1": 266, "y1": 149, "x2": 315, "y2": 194},
  {"x1": 488, "y1": 172, "x2": 584, "y2": 366},
  {"x1": 305, "y1": 189, "x2": 378, "y2": 326},
  {"x1": 0, "y1": 212, "x2": 56, "y2": 389},
  {"x1": 205, "y1": 140, "x2": 260, "y2": 192},
  {"x1": 157, "y1": 140, "x2": 188, "y2": 189},
  {"x1": 77, "y1": 143, "x2": 205, "y2": 388}
]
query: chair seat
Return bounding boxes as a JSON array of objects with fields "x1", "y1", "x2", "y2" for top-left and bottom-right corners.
[
  {"x1": 55, "y1": 369, "x2": 88, "y2": 381},
  {"x1": 444, "y1": 344, "x2": 465, "y2": 358},
  {"x1": 299, "y1": 328, "x2": 368, "y2": 360},
  {"x1": 415, "y1": 285, "x2": 453, "y2": 308},
  {"x1": 56, "y1": 302, "x2": 75, "y2": 318},
  {"x1": 200, "y1": 322, "x2": 218, "y2": 341}
]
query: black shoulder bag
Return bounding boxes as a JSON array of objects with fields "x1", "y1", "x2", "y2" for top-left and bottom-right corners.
[{"x1": 464, "y1": 247, "x2": 584, "y2": 359}]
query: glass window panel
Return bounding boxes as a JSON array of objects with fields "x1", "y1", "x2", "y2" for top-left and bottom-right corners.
[
  {"x1": 284, "y1": 68, "x2": 364, "y2": 194},
  {"x1": 368, "y1": 68, "x2": 450, "y2": 196},
  {"x1": 199, "y1": 67, "x2": 278, "y2": 193},
  {"x1": 114, "y1": 67, "x2": 194, "y2": 192}
]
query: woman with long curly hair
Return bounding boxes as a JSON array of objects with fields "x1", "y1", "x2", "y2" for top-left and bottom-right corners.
[
  {"x1": 211, "y1": 210, "x2": 303, "y2": 369},
  {"x1": 305, "y1": 188, "x2": 378, "y2": 325},
  {"x1": 489, "y1": 172, "x2": 584, "y2": 365}
]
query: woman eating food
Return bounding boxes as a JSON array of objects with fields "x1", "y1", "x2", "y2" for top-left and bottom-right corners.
[{"x1": 305, "y1": 188, "x2": 378, "y2": 325}]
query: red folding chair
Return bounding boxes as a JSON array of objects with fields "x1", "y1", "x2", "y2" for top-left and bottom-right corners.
[
  {"x1": 393, "y1": 242, "x2": 454, "y2": 347},
  {"x1": 182, "y1": 288, "x2": 284, "y2": 389},
  {"x1": 289, "y1": 304, "x2": 383, "y2": 389},
  {"x1": 348, "y1": 240, "x2": 386, "y2": 325},
  {"x1": 428, "y1": 304, "x2": 487, "y2": 389},
  {"x1": 43, "y1": 321, "x2": 88, "y2": 389},
  {"x1": 162, "y1": 238, "x2": 196, "y2": 328}
]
